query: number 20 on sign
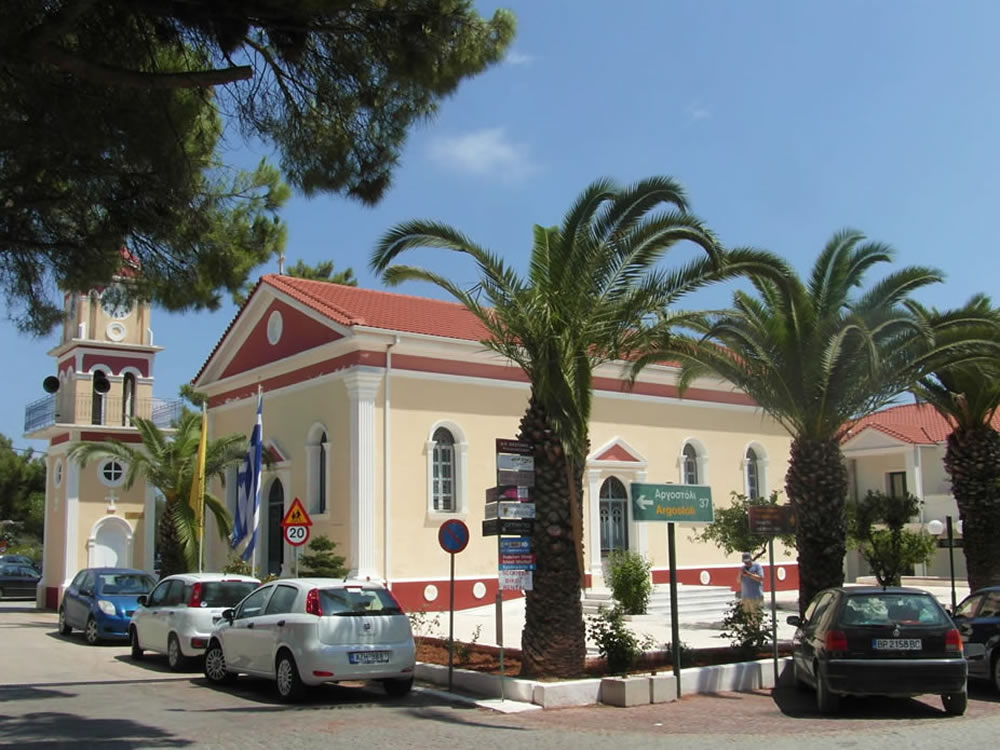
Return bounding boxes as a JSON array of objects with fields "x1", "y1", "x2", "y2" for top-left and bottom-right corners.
[{"x1": 284, "y1": 524, "x2": 310, "y2": 547}]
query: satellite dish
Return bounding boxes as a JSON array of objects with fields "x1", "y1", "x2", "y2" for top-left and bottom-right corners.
[
  {"x1": 93, "y1": 371, "x2": 111, "y2": 394},
  {"x1": 43, "y1": 376, "x2": 60, "y2": 393}
]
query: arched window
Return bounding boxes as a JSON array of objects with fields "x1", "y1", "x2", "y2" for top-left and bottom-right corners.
[
  {"x1": 266, "y1": 479, "x2": 285, "y2": 577},
  {"x1": 306, "y1": 425, "x2": 328, "y2": 515},
  {"x1": 432, "y1": 427, "x2": 455, "y2": 512},
  {"x1": 599, "y1": 477, "x2": 629, "y2": 557},
  {"x1": 318, "y1": 432, "x2": 327, "y2": 514},
  {"x1": 122, "y1": 373, "x2": 136, "y2": 426},
  {"x1": 683, "y1": 443, "x2": 699, "y2": 484},
  {"x1": 746, "y1": 447, "x2": 760, "y2": 498},
  {"x1": 91, "y1": 369, "x2": 108, "y2": 425}
]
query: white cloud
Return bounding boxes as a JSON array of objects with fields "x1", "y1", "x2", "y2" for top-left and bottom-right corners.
[
  {"x1": 685, "y1": 102, "x2": 712, "y2": 121},
  {"x1": 427, "y1": 128, "x2": 537, "y2": 182},
  {"x1": 505, "y1": 50, "x2": 535, "y2": 66}
]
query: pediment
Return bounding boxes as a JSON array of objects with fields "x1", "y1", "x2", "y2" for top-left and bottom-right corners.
[
  {"x1": 841, "y1": 425, "x2": 908, "y2": 452},
  {"x1": 589, "y1": 437, "x2": 646, "y2": 464}
]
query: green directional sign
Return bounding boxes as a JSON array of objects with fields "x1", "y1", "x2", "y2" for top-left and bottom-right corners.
[{"x1": 630, "y1": 483, "x2": 713, "y2": 523}]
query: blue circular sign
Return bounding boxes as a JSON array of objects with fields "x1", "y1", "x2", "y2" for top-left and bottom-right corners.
[{"x1": 438, "y1": 519, "x2": 470, "y2": 554}]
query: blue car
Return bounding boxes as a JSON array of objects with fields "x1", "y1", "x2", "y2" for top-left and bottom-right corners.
[
  {"x1": 59, "y1": 567, "x2": 158, "y2": 644},
  {"x1": 951, "y1": 586, "x2": 1000, "y2": 692}
]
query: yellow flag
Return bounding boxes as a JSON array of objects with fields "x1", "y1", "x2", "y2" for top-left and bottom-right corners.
[{"x1": 189, "y1": 403, "x2": 208, "y2": 537}]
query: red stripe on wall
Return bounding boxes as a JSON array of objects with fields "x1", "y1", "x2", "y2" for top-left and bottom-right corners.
[
  {"x1": 50, "y1": 433, "x2": 70, "y2": 445},
  {"x1": 79, "y1": 431, "x2": 145, "y2": 443}
]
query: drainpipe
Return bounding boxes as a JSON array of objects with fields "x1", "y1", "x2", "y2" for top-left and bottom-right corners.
[{"x1": 384, "y1": 335, "x2": 400, "y2": 588}]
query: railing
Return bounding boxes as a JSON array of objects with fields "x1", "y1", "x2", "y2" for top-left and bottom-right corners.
[{"x1": 24, "y1": 395, "x2": 185, "y2": 433}]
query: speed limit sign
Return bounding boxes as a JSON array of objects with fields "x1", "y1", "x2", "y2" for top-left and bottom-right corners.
[{"x1": 284, "y1": 524, "x2": 310, "y2": 547}]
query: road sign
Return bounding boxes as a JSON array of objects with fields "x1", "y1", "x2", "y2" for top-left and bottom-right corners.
[
  {"x1": 630, "y1": 483, "x2": 713, "y2": 523},
  {"x1": 482, "y1": 518, "x2": 535, "y2": 537},
  {"x1": 496, "y1": 439, "x2": 532, "y2": 455},
  {"x1": 486, "y1": 485, "x2": 533, "y2": 502},
  {"x1": 748, "y1": 505, "x2": 797, "y2": 535},
  {"x1": 499, "y1": 554, "x2": 536, "y2": 568},
  {"x1": 485, "y1": 501, "x2": 536, "y2": 520},
  {"x1": 497, "y1": 469, "x2": 535, "y2": 487},
  {"x1": 499, "y1": 569, "x2": 533, "y2": 591},
  {"x1": 280, "y1": 498, "x2": 313, "y2": 527},
  {"x1": 500, "y1": 537, "x2": 531, "y2": 553},
  {"x1": 438, "y1": 519, "x2": 470, "y2": 554},
  {"x1": 496, "y1": 453, "x2": 535, "y2": 472},
  {"x1": 284, "y1": 524, "x2": 310, "y2": 547}
]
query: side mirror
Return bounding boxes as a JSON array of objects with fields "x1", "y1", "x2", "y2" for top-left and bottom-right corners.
[
  {"x1": 136, "y1": 595, "x2": 147, "y2": 607},
  {"x1": 222, "y1": 608, "x2": 235, "y2": 623},
  {"x1": 786, "y1": 615, "x2": 802, "y2": 627}
]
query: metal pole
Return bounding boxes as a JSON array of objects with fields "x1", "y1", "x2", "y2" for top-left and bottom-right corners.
[
  {"x1": 668, "y1": 522, "x2": 681, "y2": 700},
  {"x1": 946, "y1": 516, "x2": 957, "y2": 612},
  {"x1": 769, "y1": 537, "x2": 778, "y2": 686},
  {"x1": 496, "y1": 531, "x2": 505, "y2": 702},
  {"x1": 448, "y1": 551, "x2": 455, "y2": 692}
]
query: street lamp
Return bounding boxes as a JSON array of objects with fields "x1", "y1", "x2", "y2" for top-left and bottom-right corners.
[{"x1": 926, "y1": 517, "x2": 957, "y2": 611}]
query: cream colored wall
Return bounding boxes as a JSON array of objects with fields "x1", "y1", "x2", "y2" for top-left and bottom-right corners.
[
  {"x1": 853, "y1": 453, "x2": 905, "y2": 497},
  {"x1": 73, "y1": 458, "x2": 145, "y2": 572},
  {"x1": 43, "y1": 453, "x2": 68, "y2": 583},
  {"x1": 919, "y1": 445, "x2": 951, "y2": 496}
]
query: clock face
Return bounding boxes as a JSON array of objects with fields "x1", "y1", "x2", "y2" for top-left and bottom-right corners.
[{"x1": 101, "y1": 287, "x2": 132, "y2": 319}]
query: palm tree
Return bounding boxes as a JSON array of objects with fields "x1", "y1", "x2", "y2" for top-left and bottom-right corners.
[
  {"x1": 911, "y1": 295, "x2": 1000, "y2": 591},
  {"x1": 69, "y1": 412, "x2": 248, "y2": 576},
  {"x1": 635, "y1": 230, "x2": 980, "y2": 614},
  {"x1": 371, "y1": 176, "x2": 779, "y2": 678}
]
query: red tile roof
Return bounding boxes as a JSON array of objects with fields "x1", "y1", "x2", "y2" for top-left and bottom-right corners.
[{"x1": 846, "y1": 402, "x2": 1000, "y2": 445}]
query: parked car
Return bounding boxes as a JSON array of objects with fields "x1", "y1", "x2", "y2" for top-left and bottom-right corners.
[
  {"x1": 130, "y1": 573, "x2": 260, "y2": 670},
  {"x1": 0, "y1": 562, "x2": 41, "y2": 599},
  {"x1": 786, "y1": 586, "x2": 968, "y2": 715},
  {"x1": 203, "y1": 578, "x2": 416, "y2": 701},
  {"x1": 0, "y1": 554, "x2": 38, "y2": 567},
  {"x1": 950, "y1": 585, "x2": 1000, "y2": 692},
  {"x1": 59, "y1": 568, "x2": 158, "y2": 644}
]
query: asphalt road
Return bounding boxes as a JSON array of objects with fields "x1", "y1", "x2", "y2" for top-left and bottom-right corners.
[{"x1": 1, "y1": 600, "x2": 999, "y2": 749}]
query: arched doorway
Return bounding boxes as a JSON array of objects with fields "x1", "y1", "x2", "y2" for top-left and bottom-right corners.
[
  {"x1": 89, "y1": 517, "x2": 132, "y2": 567},
  {"x1": 266, "y1": 479, "x2": 285, "y2": 577},
  {"x1": 599, "y1": 477, "x2": 629, "y2": 558}
]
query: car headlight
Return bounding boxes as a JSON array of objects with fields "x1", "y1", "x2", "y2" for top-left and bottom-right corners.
[{"x1": 97, "y1": 600, "x2": 117, "y2": 616}]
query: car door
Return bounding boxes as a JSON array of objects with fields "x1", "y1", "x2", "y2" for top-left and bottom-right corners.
[
  {"x1": 9, "y1": 565, "x2": 34, "y2": 597},
  {"x1": 964, "y1": 592, "x2": 1000, "y2": 680},
  {"x1": 68, "y1": 571, "x2": 97, "y2": 627},
  {"x1": 224, "y1": 585, "x2": 274, "y2": 674},
  {"x1": 158, "y1": 579, "x2": 190, "y2": 647},
  {"x1": 62, "y1": 571, "x2": 87, "y2": 628},
  {"x1": 952, "y1": 593, "x2": 986, "y2": 677},
  {"x1": 794, "y1": 591, "x2": 836, "y2": 684},
  {"x1": 250, "y1": 584, "x2": 301, "y2": 674},
  {"x1": 135, "y1": 578, "x2": 176, "y2": 652}
]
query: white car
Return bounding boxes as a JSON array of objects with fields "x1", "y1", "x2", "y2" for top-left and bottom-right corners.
[
  {"x1": 203, "y1": 578, "x2": 416, "y2": 701},
  {"x1": 129, "y1": 573, "x2": 260, "y2": 670}
]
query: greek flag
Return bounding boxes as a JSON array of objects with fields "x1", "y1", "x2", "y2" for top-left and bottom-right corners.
[{"x1": 231, "y1": 391, "x2": 262, "y2": 562}]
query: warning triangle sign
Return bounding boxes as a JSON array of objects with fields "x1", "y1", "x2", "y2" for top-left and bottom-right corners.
[{"x1": 280, "y1": 497, "x2": 312, "y2": 527}]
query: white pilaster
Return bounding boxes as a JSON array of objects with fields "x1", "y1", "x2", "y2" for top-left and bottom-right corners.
[
  {"x1": 63, "y1": 460, "x2": 80, "y2": 590},
  {"x1": 587, "y1": 469, "x2": 603, "y2": 588},
  {"x1": 345, "y1": 369, "x2": 382, "y2": 580},
  {"x1": 634, "y1": 470, "x2": 648, "y2": 559}
]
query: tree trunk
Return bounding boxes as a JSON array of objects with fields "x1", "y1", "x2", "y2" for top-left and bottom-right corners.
[
  {"x1": 785, "y1": 436, "x2": 848, "y2": 615},
  {"x1": 517, "y1": 394, "x2": 587, "y2": 678},
  {"x1": 945, "y1": 425, "x2": 1000, "y2": 591},
  {"x1": 157, "y1": 496, "x2": 187, "y2": 578}
]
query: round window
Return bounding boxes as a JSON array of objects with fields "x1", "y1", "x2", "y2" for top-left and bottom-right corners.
[
  {"x1": 267, "y1": 310, "x2": 283, "y2": 345},
  {"x1": 99, "y1": 459, "x2": 126, "y2": 487}
]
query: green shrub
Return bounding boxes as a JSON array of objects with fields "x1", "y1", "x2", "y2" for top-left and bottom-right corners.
[
  {"x1": 606, "y1": 549, "x2": 652, "y2": 615},
  {"x1": 719, "y1": 600, "x2": 774, "y2": 656},
  {"x1": 298, "y1": 534, "x2": 347, "y2": 577},
  {"x1": 587, "y1": 605, "x2": 655, "y2": 675},
  {"x1": 221, "y1": 555, "x2": 252, "y2": 576}
]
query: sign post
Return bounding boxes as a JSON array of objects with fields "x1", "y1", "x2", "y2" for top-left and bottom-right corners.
[
  {"x1": 280, "y1": 498, "x2": 313, "y2": 575},
  {"x1": 438, "y1": 518, "x2": 470, "y2": 692},
  {"x1": 748, "y1": 504, "x2": 797, "y2": 686},
  {"x1": 630, "y1": 483, "x2": 714, "y2": 699}
]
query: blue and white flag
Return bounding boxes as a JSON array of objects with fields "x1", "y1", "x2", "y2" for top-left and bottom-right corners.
[{"x1": 231, "y1": 391, "x2": 263, "y2": 562}]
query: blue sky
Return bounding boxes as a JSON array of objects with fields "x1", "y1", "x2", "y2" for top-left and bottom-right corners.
[{"x1": 5, "y1": 0, "x2": 1000, "y2": 455}]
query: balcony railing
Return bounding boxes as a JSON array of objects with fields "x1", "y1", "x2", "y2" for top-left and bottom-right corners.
[{"x1": 24, "y1": 395, "x2": 184, "y2": 434}]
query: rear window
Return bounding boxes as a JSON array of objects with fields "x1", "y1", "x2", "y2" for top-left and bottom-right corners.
[
  {"x1": 98, "y1": 573, "x2": 156, "y2": 595},
  {"x1": 840, "y1": 593, "x2": 950, "y2": 626},
  {"x1": 199, "y1": 581, "x2": 259, "y2": 607},
  {"x1": 319, "y1": 587, "x2": 403, "y2": 616}
]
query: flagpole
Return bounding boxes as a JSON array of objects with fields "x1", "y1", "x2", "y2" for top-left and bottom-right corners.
[
  {"x1": 251, "y1": 386, "x2": 262, "y2": 578},
  {"x1": 197, "y1": 402, "x2": 207, "y2": 573}
]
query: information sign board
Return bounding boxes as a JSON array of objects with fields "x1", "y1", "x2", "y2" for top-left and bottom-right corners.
[
  {"x1": 630, "y1": 483, "x2": 713, "y2": 523},
  {"x1": 485, "y1": 501, "x2": 536, "y2": 520},
  {"x1": 747, "y1": 505, "x2": 797, "y2": 535},
  {"x1": 495, "y1": 439, "x2": 533, "y2": 455},
  {"x1": 482, "y1": 518, "x2": 535, "y2": 537},
  {"x1": 499, "y1": 538, "x2": 531, "y2": 553},
  {"x1": 499, "y1": 569, "x2": 533, "y2": 591},
  {"x1": 486, "y1": 485, "x2": 533, "y2": 503}
]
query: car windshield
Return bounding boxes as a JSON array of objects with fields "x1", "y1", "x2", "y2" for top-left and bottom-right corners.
[
  {"x1": 199, "y1": 581, "x2": 259, "y2": 607},
  {"x1": 97, "y1": 573, "x2": 156, "y2": 595},
  {"x1": 318, "y1": 587, "x2": 403, "y2": 616},
  {"x1": 840, "y1": 593, "x2": 949, "y2": 626}
]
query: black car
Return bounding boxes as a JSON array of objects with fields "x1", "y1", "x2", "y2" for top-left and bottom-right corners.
[
  {"x1": 0, "y1": 562, "x2": 41, "y2": 599},
  {"x1": 787, "y1": 586, "x2": 968, "y2": 715},
  {"x1": 951, "y1": 585, "x2": 1000, "y2": 692}
]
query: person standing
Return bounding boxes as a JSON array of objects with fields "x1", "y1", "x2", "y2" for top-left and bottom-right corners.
[{"x1": 738, "y1": 551, "x2": 765, "y2": 614}]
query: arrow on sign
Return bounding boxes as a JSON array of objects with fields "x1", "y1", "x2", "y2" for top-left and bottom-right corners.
[{"x1": 636, "y1": 495, "x2": 653, "y2": 510}]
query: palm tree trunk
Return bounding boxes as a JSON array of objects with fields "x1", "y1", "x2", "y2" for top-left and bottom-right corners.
[
  {"x1": 517, "y1": 394, "x2": 587, "y2": 678},
  {"x1": 157, "y1": 495, "x2": 187, "y2": 578},
  {"x1": 945, "y1": 425, "x2": 1000, "y2": 591},
  {"x1": 785, "y1": 436, "x2": 848, "y2": 614}
]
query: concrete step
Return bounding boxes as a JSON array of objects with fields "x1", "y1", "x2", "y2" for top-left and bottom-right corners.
[{"x1": 581, "y1": 584, "x2": 736, "y2": 623}]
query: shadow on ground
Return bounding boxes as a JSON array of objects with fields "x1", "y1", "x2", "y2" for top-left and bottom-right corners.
[{"x1": 0, "y1": 711, "x2": 190, "y2": 748}]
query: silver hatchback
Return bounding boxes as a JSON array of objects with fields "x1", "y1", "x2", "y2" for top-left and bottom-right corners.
[{"x1": 203, "y1": 578, "x2": 416, "y2": 701}]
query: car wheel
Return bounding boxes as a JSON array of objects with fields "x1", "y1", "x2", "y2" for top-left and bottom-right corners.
[
  {"x1": 383, "y1": 677, "x2": 414, "y2": 698},
  {"x1": 203, "y1": 641, "x2": 236, "y2": 684},
  {"x1": 58, "y1": 607, "x2": 72, "y2": 635},
  {"x1": 275, "y1": 652, "x2": 305, "y2": 702},
  {"x1": 941, "y1": 691, "x2": 968, "y2": 716},
  {"x1": 815, "y1": 664, "x2": 840, "y2": 715},
  {"x1": 84, "y1": 616, "x2": 101, "y2": 645},
  {"x1": 167, "y1": 633, "x2": 188, "y2": 671},
  {"x1": 129, "y1": 627, "x2": 144, "y2": 660}
]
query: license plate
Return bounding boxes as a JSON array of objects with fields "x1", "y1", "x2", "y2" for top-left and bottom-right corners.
[
  {"x1": 872, "y1": 638, "x2": 922, "y2": 650},
  {"x1": 349, "y1": 651, "x2": 390, "y2": 665}
]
